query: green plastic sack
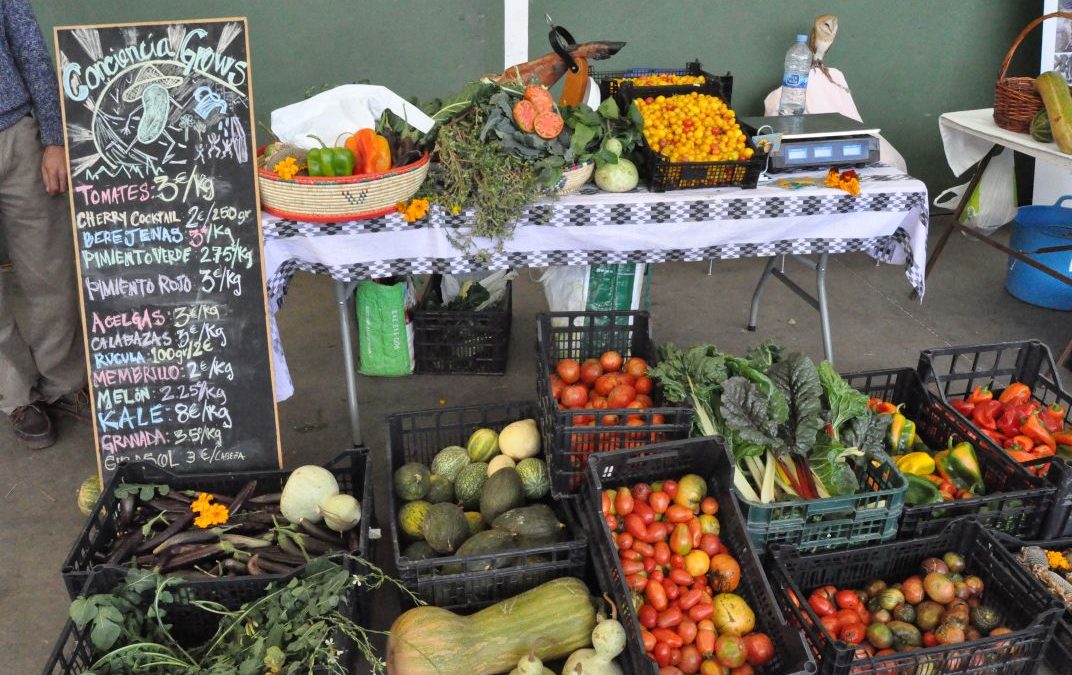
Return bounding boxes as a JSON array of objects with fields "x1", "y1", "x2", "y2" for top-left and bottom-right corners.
[
  {"x1": 355, "y1": 278, "x2": 415, "y2": 376},
  {"x1": 585, "y1": 263, "x2": 650, "y2": 313}
]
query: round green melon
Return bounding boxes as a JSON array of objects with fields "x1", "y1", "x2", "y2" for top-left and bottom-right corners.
[
  {"x1": 455, "y1": 462, "x2": 489, "y2": 509},
  {"x1": 480, "y1": 467, "x2": 526, "y2": 523},
  {"x1": 1031, "y1": 108, "x2": 1054, "y2": 143},
  {"x1": 394, "y1": 462, "x2": 431, "y2": 501},
  {"x1": 431, "y1": 446, "x2": 471, "y2": 481},
  {"x1": 398, "y1": 499, "x2": 432, "y2": 539},
  {"x1": 466, "y1": 428, "x2": 500, "y2": 462},
  {"x1": 464, "y1": 511, "x2": 486, "y2": 536},
  {"x1": 422, "y1": 502, "x2": 470, "y2": 554},
  {"x1": 403, "y1": 540, "x2": 437, "y2": 561},
  {"x1": 77, "y1": 475, "x2": 102, "y2": 517},
  {"x1": 515, "y1": 457, "x2": 550, "y2": 500},
  {"x1": 426, "y1": 474, "x2": 454, "y2": 504}
]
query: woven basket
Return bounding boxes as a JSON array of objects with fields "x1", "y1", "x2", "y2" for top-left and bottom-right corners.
[
  {"x1": 995, "y1": 12, "x2": 1072, "y2": 132},
  {"x1": 258, "y1": 152, "x2": 430, "y2": 222},
  {"x1": 548, "y1": 161, "x2": 594, "y2": 196}
]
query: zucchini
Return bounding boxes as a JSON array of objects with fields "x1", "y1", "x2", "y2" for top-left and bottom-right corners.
[{"x1": 1036, "y1": 71, "x2": 1072, "y2": 153}]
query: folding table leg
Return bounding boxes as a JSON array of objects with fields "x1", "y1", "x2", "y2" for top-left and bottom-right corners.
[
  {"x1": 747, "y1": 256, "x2": 779, "y2": 332},
  {"x1": 334, "y1": 279, "x2": 362, "y2": 447},
  {"x1": 815, "y1": 253, "x2": 833, "y2": 363}
]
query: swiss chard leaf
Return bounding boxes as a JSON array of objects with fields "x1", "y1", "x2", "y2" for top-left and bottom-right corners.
[
  {"x1": 818, "y1": 361, "x2": 870, "y2": 440},
  {"x1": 720, "y1": 376, "x2": 781, "y2": 450},
  {"x1": 810, "y1": 437, "x2": 865, "y2": 496},
  {"x1": 769, "y1": 352, "x2": 824, "y2": 457},
  {"x1": 842, "y1": 409, "x2": 892, "y2": 456}
]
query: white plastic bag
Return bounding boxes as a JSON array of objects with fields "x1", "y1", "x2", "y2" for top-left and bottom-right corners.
[
  {"x1": 933, "y1": 147, "x2": 1017, "y2": 234},
  {"x1": 440, "y1": 269, "x2": 517, "y2": 310}
]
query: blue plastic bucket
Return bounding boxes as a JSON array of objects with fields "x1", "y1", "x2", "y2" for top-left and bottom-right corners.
[{"x1": 1005, "y1": 196, "x2": 1072, "y2": 310}]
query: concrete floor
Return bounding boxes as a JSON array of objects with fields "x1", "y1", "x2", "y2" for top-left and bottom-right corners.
[{"x1": 3, "y1": 215, "x2": 1070, "y2": 673}]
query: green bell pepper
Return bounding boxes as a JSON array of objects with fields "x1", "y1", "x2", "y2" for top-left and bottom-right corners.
[
  {"x1": 936, "y1": 441, "x2": 985, "y2": 496},
  {"x1": 887, "y1": 407, "x2": 917, "y2": 454},
  {"x1": 904, "y1": 473, "x2": 944, "y2": 506},
  {"x1": 306, "y1": 135, "x2": 356, "y2": 177}
]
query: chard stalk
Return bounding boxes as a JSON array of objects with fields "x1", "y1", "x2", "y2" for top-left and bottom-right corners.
[
  {"x1": 744, "y1": 455, "x2": 765, "y2": 491},
  {"x1": 733, "y1": 466, "x2": 761, "y2": 503},
  {"x1": 812, "y1": 470, "x2": 831, "y2": 498},
  {"x1": 761, "y1": 452, "x2": 777, "y2": 504}
]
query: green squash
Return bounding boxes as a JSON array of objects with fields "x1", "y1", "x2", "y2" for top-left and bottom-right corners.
[
  {"x1": 480, "y1": 468, "x2": 526, "y2": 523},
  {"x1": 426, "y1": 474, "x2": 455, "y2": 504},
  {"x1": 422, "y1": 502, "x2": 470, "y2": 554},
  {"x1": 404, "y1": 540, "x2": 438, "y2": 561},
  {"x1": 492, "y1": 504, "x2": 565, "y2": 545},
  {"x1": 444, "y1": 530, "x2": 519, "y2": 573}
]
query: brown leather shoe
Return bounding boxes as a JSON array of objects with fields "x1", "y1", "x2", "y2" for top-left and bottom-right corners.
[
  {"x1": 49, "y1": 388, "x2": 91, "y2": 423},
  {"x1": 11, "y1": 404, "x2": 56, "y2": 449}
]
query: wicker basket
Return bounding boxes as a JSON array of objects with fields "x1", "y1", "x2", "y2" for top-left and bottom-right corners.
[
  {"x1": 994, "y1": 12, "x2": 1072, "y2": 132},
  {"x1": 258, "y1": 152, "x2": 430, "y2": 222},
  {"x1": 549, "y1": 161, "x2": 594, "y2": 196}
]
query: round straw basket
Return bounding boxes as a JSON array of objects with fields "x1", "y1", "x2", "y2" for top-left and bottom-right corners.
[
  {"x1": 548, "y1": 160, "x2": 595, "y2": 196},
  {"x1": 258, "y1": 152, "x2": 430, "y2": 222},
  {"x1": 994, "y1": 12, "x2": 1072, "y2": 132}
]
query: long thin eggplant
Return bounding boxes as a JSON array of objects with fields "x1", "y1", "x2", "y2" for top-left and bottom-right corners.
[
  {"x1": 117, "y1": 494, "x2": 136, "y2": 528},
  {"x1": 220, "y1": 533, "x2": 272, "y2": 550},
  {"x1": 255, "y1": 556, "x2": 295, "y2": 575},
  {"x1": 236, "y1": 511, "x2": 278, "y2": 526},
  {"x1": 289, "y1": 531, "x2": 335, "y2": 555},
  {"x1": 277, "y1": 532, "x2": 305, "y2": 557},
  {"x1": 164, "y1": 491, "x2": 192, "y2": 504},
  {"x1": 347, "y1": 528, "x2": 360, "y2": 553},
  {"x1": 161, "y1": 543, "x2": 224, "y2": 572},
  {"x1": 298, "y1": 518, "x2": 343, "y2": 544},
  {"x1": 148, "y1": 498, "x2": 194, "y2": 513},
  {"x1": 248, "y1": 492, "x2": 282, "y2": 505},
  {"x1": 139, "y1": 511, "x2": 195, "y2": 553},
  {"x1": 247, "y1": 554, "x2": 264, "y2": 576},
  {"x1": 151, "y1": 526, "x2": 216, "y2": 555},
  {"x1": 221, "y1": 558, "x2": 248, "y2": 575},
  {"x1": 228, "y1": 480, "x2": 257, "y2": 518},
  {"x1": 258, "y1": 548, "x2": 307, "y2": 566},
  {"x1": 107, "y1": 530, "x2": 141, "y2": 565}
]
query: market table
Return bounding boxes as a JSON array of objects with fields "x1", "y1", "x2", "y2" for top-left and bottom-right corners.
[{"x1": 262, "y1": 164, "x2": 929, "y2": 445}]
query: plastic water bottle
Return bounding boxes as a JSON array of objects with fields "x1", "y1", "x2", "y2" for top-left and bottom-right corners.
[{"x1": 778, "y1": 34, "x2": 811, "y2": 116}]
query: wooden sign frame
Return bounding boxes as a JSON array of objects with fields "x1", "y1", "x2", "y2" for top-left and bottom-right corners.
[{"x1": 54, "y1": 17, "x2": 282, "y2": 480}]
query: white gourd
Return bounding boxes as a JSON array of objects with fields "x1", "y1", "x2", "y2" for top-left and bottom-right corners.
[
  {"x1": 561, "y1": 598, "x2": 625, "y2": 675},
  {"x1": 498, "y1": 419, "x2": 541, "y2": 460},
  {"x1": 487, "y1": 454, "x2": 517, "y2": 476},
  {"x1": 509, "y1": 645, "x2": 555, "y2": 675},
  {"x1": 318, "y1": 493, "x2": 361, "y2": 532},
  {"x1": 280, "y1": 465, "x2": 339, "y2": 524}
]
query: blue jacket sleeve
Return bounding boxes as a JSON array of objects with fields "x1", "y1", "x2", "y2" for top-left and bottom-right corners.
[{"x1": 5, "y1": 0, "x2": 62, "y2": 145}]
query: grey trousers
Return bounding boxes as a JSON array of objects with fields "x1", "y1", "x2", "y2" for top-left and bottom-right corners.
[{"x1": 0, "y1": 116, "x2": 85, "y2": 414}]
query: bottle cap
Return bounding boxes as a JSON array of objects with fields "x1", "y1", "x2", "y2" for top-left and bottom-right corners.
[{"x1": 796, "y1": 34, "x2": 808, "y2": 42}]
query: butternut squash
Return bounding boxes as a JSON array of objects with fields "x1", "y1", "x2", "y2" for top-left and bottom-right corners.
[
  {"x1": 386, "y1": 577, "x2": 596, "y2": 675},
  {"x1": 1037, "y1": 71, "x2": 1072, "y2": 154}
]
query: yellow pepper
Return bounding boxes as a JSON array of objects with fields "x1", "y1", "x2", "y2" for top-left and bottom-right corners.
[{"x1": 895, "y1": 451, "x2": 936, "y2": 476}]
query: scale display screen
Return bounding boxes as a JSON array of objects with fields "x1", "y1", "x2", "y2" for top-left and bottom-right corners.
[
  {"x1": 813, "y1": 146, "x2": 833, "y2": 159},
  {"x1": 843, "y1": 143, "x2": 863, "y2": 157},
  {"x1": 787, "y1": 147, "x2": 808, "y2": 162}
]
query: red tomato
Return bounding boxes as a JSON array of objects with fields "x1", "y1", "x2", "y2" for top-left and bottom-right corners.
[
  {"x1": 636, "y1": 375, "x2": 654, "y2": 395},
  {"x1": 650, "y1": 491, "x2": 671, "y2": 514},
  {"x1": 666, "y1": 504, "x2": 694, "y2": 523},
  {"x1": 639, "y1": 604, "x2": 658, "y2": 628},
  {"x1": 556, "y1": 359, "x2": 580, "y2": 384},
  {"x1": 699, "y1": 534, "x2": 723, "y2": 557},
  {"x1": 601, "y1": 350, "x2": 624, "y2": 373},
  {"x1": 819, "y1": 615, "x2": 841, "y2": 636},
  {"x1": 625, "y1": 356, "x2": 649, "y2": 377},
  {"x1": 742, "y1": 633, "x2": 774, "y2": 667},
  {"x1": 835, "y1": 589, "x2": 860, "y2": 610},
  {"x1": 642, "y1": 629, "x2": 657, "y2": 652},
  {"x1": 731, "y1": 666, "x2": 755, "y2": 675},
  {"x1": 618, "y1": 373, "x2": 637, "y2": 387},
  {"x1": 700, "y1": 497, "x2": 719, "y2": 515},
  {"x1": 633, "y1": 482, "x2": 653, "y2": 502},
  {"x1": 662, "y1": 480, "x2": 679, "y2": 498},
  {"x1": 654, "y1": 641, "x2": 672, "y2": 667},
  {"x1": 626, "y1": 573, "x2": 647, "y2": 591},
  {"x1": 836, "y1": 609, "x2": 861, "y2": 626},
  {"x1": 561, "y1": 384, "x2": 588, "y2": 408},
  {"x1": 688, "y1": 602, "x2": 714, "y2": 622},
  {"x1": 840, "y1": 623, "x2": 866, "y2": 645},
  {"x1": 632, "y1": 540, "x2": 655, "y2": 557},
  {"x1": 653, "y1": 628, "x2": 684, "y2": 649},
  {"x1": 715, "y1": 635, "x2": 747, "y2": 668},
  {"x1": 615, "y1": 489, "x2": 635, "y2": 516},
  {"x1": 594, "y1": 374, "x2": 618, "y2": 396},
  {"x1": 661, "y1": 667, "x2": 684, "y2": 675},
  {"x1": 636, "y1": 394, "x2": 655, "y2": 408},
  {"x1": 854, "y1": 604, "x2": 871, "y2": 625},
  {"x1": 634, "y1": 499, "x2": 655, "y2": 524},
  {"x1": 580, "y1": 358, "x2": 603, "y2": 384},
  {"x1": 654, "y1": 541, "x2": 672, "y2": 566},
  {"x1": 678, "y1": 618, "x2": 698, "y2": 645},
  {"x1": 670, "y1": 568, "x2": 694, "y2": 586},
  {"x1": 663, "y1": 579, "x2": 680, "y2": 602},
  {"x1": 808, "y1": 594, "x2": 835, "y2": 617},
  {"x1": 646, "y1": 579, "x2": 669, "y2": 611},
  {"x1": 609, "y1": 384, "x2": 638, "y2": 408},
  {"x1": 679, "y1": 644, "x2": 702, "y2": 674},
  {"x1": 670, "y1": 553, "x2": 686, "y2": 569},
  {"x1": 616, "y1": 532, "x2": 634, "y2": 550},
  {"x1": 549, "y1": 374, "x2": 565, "y2": 400},
  {"x1": 658, "y1": 606, "x2": 684, "y2": 629},
  {"x1": 591, "y1": 395, "x2": 609, "y2": 409}
]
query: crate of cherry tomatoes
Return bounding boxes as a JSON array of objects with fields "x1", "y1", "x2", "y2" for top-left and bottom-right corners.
[
  {"x1": 917, "y1": 340, "x2": 1072, "y2": 538},
  {"x1": 536, "y1": 311, "x2": 693, "y2": 498},
  {"x1": 578, "y1": 436, "x2": 815, "y2": 675},
  {"x1": 590, "y1": 60, "x2": 734, "y2": 108},
  {"x1": 769, "y1": 517, "x2": 1062, "y2": 675}
]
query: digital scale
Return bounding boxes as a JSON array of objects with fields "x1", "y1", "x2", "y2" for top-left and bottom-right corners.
[{"x1": 740, "y1": 113, "x2": 881, "y2": 172}]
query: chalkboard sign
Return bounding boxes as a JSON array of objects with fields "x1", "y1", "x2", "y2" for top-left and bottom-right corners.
[{"x1": 55, "y1": 18, "x2": 281, "y2": 480}]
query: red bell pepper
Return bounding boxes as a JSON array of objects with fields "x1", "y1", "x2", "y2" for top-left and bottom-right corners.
[
  {"x1": 951, "y1": 399, "x2": 975, "y2": 417},
  {"x1": 972, "y1": 399, "x2": 1002, "y2": 430},
  {"x1": 998, "y1": 382, "x2": 1031, "y2": 405},
  {"x1": 1004, "y1": 434, "x2": 1035, "y2": 452},
  {"x1": 981, "y1": 428, "x2": 1008, "y2": 445},
  {"x1": 1054, "y1": 431, "x2": 1072, "y2": 447},
  {"x1": 968, "y1": 386, "x2": 994, "y2": 405},
  {"x1": 996, "y1": 407, "x2": 1022, "y2": 438},
  {"x1": 1021, "y1": 413, "x2": 1057, "y2": 452},
  {"x1": 1042, "y1": 403, "x2": 1066, "y2": 433}
]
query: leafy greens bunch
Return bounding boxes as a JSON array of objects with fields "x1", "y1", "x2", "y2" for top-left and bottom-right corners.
[{"x1": 648, "y1": 343, "x2": 889, "y2": 504}]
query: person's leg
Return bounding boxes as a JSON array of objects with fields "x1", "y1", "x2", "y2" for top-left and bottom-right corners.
[
  {"x1": 0, "y1": 116, "x2": 86, "y2": 429},
  {"x1": 0, "y1": 267, "x2": 41, "y2": 413}
]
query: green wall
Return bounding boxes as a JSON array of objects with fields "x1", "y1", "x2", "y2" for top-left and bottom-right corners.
[{"x1": 26, "y1": 0, "x2": 1041, "y2": 195}]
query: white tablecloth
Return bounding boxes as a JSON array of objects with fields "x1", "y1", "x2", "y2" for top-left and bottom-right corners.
[
  {"x1": 940, "y1": 108, "x2": 1072, "y2": 175},
  {"x1": 263, "y1": 165, "x2": 929, "y2": 400}
]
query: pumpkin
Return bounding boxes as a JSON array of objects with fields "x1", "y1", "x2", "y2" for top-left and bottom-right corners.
[{"x1": 386, "y1": 577, "x2": 596, "y2": 675}]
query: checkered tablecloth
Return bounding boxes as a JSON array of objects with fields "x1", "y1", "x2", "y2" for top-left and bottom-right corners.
[{"x1": 263, "y1": 165, "x2": 929, "y2": 399}]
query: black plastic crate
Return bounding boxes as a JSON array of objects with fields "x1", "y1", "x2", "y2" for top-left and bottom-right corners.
[
  {"x1": 644, "y1": 130, "x2": 766, "y2": 192},
  {"x1": 769, "y1": 518, "x2": 1063, "y2": 675},
  {"x1": 43, "y1": 565, "x2": 357, "y2": 674},
  {"x1": 385, "y1": 400, "x2": 587, "y2": 610},
  {"x1": 61, "y1": 449, "x2": 373, "y2": 599},
  {"x1": 993, "y1": 532, "x2": 1072, "y2": 675},
  {"x1": 590, "y1": 60, "x2": 733, "y2": 107},
  {"x1": 413, "y1": 274, "x2": 511, "y2": 375},
  {"x1": 918, "y1": 340, "x2": 1072, "y2": 538},
  {"x1": 844, "y1": 367, "x2": 1056, "y2": 539},
  {"x1": 535, "y1": 311, "x2": 693, "y2": 497},
  {"x1": 580, "y1": 436, "x2": 816, "y2": 675}
]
